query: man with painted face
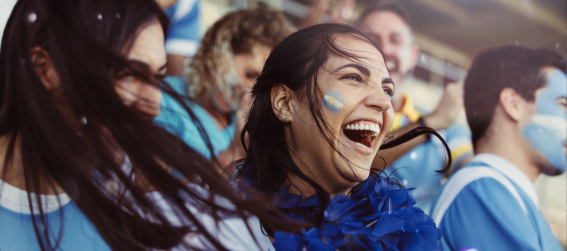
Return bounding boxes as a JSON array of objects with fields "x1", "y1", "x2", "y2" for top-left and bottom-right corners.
[
  {"x1": 357, "y1": 0, "x2": 473, "y2": 212},
  {"x1": 430, "y1": 45, "x2": 566, "y2": 250}
]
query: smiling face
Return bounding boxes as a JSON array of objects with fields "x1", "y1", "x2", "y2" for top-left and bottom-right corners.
[
  {"x1": 286, "y1": 35, "x2": 394, "y2": 194},
  {"x1": 114, "y1": 20, "x2": 167, "y2": 119},
  {"x1": 361, "y1": 11, "x2": 418, "y2": 91}
]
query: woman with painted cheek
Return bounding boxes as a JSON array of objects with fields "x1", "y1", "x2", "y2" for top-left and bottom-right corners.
[
  {"x1": 155, "y1": 8, "x2": 293, "y2": 168},
  {"x1": 522, "y1": 68, "x2": 567, "y2": 175},
  {"x1": 0, "y1": 0, "x2": 298, "y2": 250},
  {"x1": 236, "y1": 24, "x2": 450, "y2": 250}
]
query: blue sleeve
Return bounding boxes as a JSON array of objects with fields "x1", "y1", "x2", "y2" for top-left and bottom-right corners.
[
  {"x1": 439, "y1": 178, "x2": 541, "y2": 251},
  {"x1": 154, "y1": 78, "x2": 212, "y2": 159},
  {"x1": 164, "y1": 0, "x2": 201, "y2": 56}
]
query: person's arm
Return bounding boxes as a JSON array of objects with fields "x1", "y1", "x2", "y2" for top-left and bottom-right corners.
[
  {"x1": 155, "y1": 0, "x2": 178, "y2": 9},
  {"x1": 373, "y1": 82, "x2": 465, "y2": 170},
  {"x1": 163, "y1": 0, "x2": 200, "y2": 76},
  {"x1": 166, "y1": 54, "x2": 187, "y2": 76},
  {"x1": 299, "y1": 0, "x2": 355, "y2": 29},
  {"x1": 438, "y1": 178, "x2": 543, "y2": 251}
]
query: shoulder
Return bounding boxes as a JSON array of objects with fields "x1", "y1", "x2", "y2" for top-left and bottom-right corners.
[
  {"x1": 444, "y1": 122, "x2": 471, "y2": 139},
  {"x1": 431, "y1": 165, "x2": 527, "y2": 224}
]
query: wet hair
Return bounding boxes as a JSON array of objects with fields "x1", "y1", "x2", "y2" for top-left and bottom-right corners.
[
  {"x1": 464, "y1": 45, "x2": 566, "y2": 147},
  {"x1": 356, "y1": 0, "x2": 413, "y2": 30},
  {"x1": 0, "y1": 0, "x2": 298, "y2": 250},
  {"x1": 188, "y1": 7, "x2": 294, "y2": 102},
  {"x1": 236, "y1": 23, "x2": 450, "y2": 235}
]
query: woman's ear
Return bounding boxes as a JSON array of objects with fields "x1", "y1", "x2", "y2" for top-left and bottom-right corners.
[
  {"x1": 271, "y1": 84, "x2": 294, "y2": 123},
  {"x1": 30, "y1": 46, "x2": 61, "y2": 90}
]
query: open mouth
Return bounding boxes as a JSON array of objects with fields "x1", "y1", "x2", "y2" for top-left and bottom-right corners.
[
  {"x1": 343, "y1": 121, "x2": 381, "y2": 149},
  {"x1": 384, "y1": 56, "x2": 398, "y2": 73}
]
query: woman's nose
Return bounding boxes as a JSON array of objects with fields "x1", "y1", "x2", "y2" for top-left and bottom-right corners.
[{"x1": 365, "y1": 88, "x2": 392, "y2": 112}]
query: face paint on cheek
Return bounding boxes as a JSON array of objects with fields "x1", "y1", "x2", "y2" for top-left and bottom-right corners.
[
  {"x1": 323, "y1": 90, "x2": 346, "y2": 114},
  {"x1": 522, "y1": 70, "x2": 567, "y2": 173}
]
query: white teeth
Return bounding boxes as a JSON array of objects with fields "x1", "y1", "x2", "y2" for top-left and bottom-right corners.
[
  {"x1": 355, "y1": 142, "x2": 369, "y2": 148},
  {"x1": 344, "y1": 121, "x2": 381, "y2": 135},
  {"x1": 386, "y1": 61, "x2": 395, "y2": 70}
]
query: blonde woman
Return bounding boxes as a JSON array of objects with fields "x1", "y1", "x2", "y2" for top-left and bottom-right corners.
[{"x1": 155, "y1": 7, "x2": 293, "y2": 167}]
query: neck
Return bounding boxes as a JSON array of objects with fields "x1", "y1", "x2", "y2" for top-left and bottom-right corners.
[
  {"x1": 199, "y1": 97, "x2": 231, "y2": 128},
  {"x1": 283, "y1": 173, "x2": 353, "y2": 199},
  {"x1": 475, "y1": 124, "x2": 540, "y2": 182},
  {"x1": 0, "y1": 133, "x2": 66, "y2": 195}
]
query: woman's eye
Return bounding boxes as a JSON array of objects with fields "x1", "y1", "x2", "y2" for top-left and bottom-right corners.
[
  {"x1": 383, "y1": 87, "x2": 394, "y2": 97},
  {"x1": 342, "y1": 74, "x2": 361, "y2": 82}
]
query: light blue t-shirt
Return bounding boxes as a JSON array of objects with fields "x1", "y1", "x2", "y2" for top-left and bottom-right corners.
[
  {"x1": 163, "y1": 0, "x2": 201, "y2": 57},
  {"x1": 430, "y1": 153, "x2": 563, "y2": 251},
  {"x1": 154, "y1": 76, "x2": 236, "y2": 159},
  {"x1": 0, "y1": 179, "x2": 273, "y2": 251},
  {"x1": 0, "y1": 179, "x2": 110, "y2": 251}
]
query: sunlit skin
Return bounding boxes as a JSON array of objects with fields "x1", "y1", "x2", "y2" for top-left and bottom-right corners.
[
  {"x1": 275, "y1": 35, "x2": 395, "y2": 197},
  {"x1": 0, "y1": 20, "x2": 167, "y2": 194}
]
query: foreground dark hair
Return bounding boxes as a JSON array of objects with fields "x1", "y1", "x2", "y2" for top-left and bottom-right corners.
[
  {"x1": 0, "y1": 0, "x2": 297, "y2": 250},
  {"x1": 464, "y1": 45, "x2": 566, "y2": 147},
  {"x1": 236, "y1": 23, "x2": 450, "y2": 235}
]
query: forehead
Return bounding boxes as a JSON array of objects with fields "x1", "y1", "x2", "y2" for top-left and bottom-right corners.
[
  {"x1": 361, "y1": 10, "x2": 412, "y2": 38},
  {"x1": 127, "y1": 21, "x2": 167, "y2": 71},
  {"x1": 324, "y1": 35, "x2": 387, "y2": 74},
  {"x1": 542, "y1": 68, "x2": 567, "y2": 94}
]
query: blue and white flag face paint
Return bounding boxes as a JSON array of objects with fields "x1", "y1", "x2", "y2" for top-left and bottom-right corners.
[
  {"x1": 323, "y1": 90, "x2": 346, "y2": 114},
  {"x1": 522, "y1": 70, "x2": 567, "y2": 173}
]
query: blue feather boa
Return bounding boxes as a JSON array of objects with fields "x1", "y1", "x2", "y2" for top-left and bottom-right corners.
[{"x1": 239, "y1": 167, "x2": 442, "y2": 251}]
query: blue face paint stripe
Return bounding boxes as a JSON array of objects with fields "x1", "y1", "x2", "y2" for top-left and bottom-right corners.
[
  {"x1": 536, "y1": 70, "x2": 567, "y2": 119},
  {"x1": 524, "y1": 70, "x2": 567, "y2": 173},
  {"x1": 322, "y1": 90, "x2": 346, "y2": 114}
]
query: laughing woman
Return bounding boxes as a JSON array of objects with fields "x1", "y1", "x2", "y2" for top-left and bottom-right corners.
[{"x1": 237, "y1": 24, "x2": 449, "y2": 250}]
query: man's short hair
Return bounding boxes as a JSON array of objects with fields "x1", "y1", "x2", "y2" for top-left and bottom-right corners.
[
  {"x1": 356, "y1": 0, "x2": 413, "y2": 28},
  {"x1": 464, "y1": 45, "x2": 566, "y2": 146}
]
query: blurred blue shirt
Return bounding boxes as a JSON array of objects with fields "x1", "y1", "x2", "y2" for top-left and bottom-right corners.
[
  {"x1": 154, "y1": 76, "x2": 235, "y2": 159},
  {"x1": 0, "y1": 179, "x2": 109, "y2": 250},
  {"x1": 430, "y1": 153, "x2": 563, "y2": 251}
]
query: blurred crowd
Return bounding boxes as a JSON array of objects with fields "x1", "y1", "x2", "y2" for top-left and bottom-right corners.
[{"x1": 0, "y1": 0, "x2": 565, "y2": 250}]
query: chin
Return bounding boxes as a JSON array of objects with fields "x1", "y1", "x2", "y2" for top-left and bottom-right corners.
[
  {"x1": 539, "y1": 164, "x2": 563, "y2": 176},
  {"x1": 336, "y1": 160, "x2": 372, "y2": 183}
]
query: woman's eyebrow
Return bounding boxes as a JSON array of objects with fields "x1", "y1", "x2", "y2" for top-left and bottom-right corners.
[{"x1": 335, "y1": 63, "x2": 370, "y2": 77}]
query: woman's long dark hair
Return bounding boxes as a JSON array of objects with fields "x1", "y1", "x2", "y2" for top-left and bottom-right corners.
[
  {"x1": 0, "y1": 0, "x2": 297, "y2": 250},
  {"x1": 236, "y1": 24, "x2": 451, "y2": 235}
]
